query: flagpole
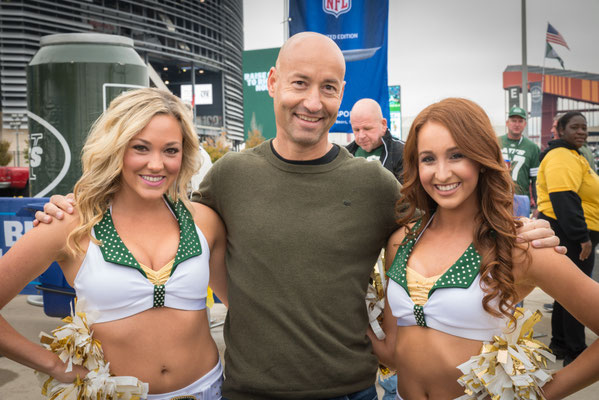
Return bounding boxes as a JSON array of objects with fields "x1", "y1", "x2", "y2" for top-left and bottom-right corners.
[
  {"x1": 540, "y1": 22, "x2": 548, "y2": 146},
  {"x1": 541, "y1": 23, "x2": 548, "y2": 83},
  {"x1": 521, "y1": 0, "x2": 529, "y2": 137},
  {"x1": 541, "y1": 23, "x2": 548, "y2": 112},
  {"x1": 284, "y1": 0, "x2": 290, "y2": 40}
]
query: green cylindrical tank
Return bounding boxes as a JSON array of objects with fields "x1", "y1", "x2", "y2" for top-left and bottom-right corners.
[{"x1": 27, "y1": 33, "x2": 148, "y2": 197}]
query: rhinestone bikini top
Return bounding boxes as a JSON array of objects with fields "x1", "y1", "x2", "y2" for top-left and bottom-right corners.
[
  {"x1": 386, "y1": 216, "x2": 505, "y2": 341},
  {"x1": 73, "y1": 199, "x2": 209, "y2": 323}
]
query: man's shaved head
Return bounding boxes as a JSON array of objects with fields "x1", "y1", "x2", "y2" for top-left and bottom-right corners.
[
  {"x1": 351, "y1": 98, "x2": 383, "y2": 119},
  {"x1": 267, "y1": 31, "x2": 346, "y2": 159},
  {"x1": 350, "y1": 98, "x2": 387, "y2": 153},
  {"x1": 275, "y1": 32, "x2": 346, "y2": 77}
]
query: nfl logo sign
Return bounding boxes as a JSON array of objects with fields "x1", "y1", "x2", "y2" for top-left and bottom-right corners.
[{"x1": 323, "y1": 0, "x2": 351, "y2": 18}]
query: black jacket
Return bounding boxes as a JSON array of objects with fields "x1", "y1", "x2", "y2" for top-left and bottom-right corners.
[
  {"x1": 539, "y1": 139, "x2": 590, "y2": 243},
  {"x1": 346, "y1": 129, "x2": 405, "y2": 183}
]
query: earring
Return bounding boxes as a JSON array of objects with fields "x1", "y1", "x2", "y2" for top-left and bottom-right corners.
[{"x1": 480, "y1": 167, "x2": 486, "y2": 173}]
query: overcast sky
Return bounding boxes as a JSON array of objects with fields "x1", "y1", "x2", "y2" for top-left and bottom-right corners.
[{"x1": 243, "y1": 0, "x2": 599, "y2": 130}]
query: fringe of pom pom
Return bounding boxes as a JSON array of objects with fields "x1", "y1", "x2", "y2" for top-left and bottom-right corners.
[
  {"x1": 36, "y1": 299, "x2": 149, "y2": 400},
  {"x1": 456, "y1": 308, "x2": 556, "y2": 400}
]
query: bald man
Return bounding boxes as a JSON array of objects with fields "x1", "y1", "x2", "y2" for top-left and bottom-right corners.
[
  {"x1": 193, "y1": 32, "x2": 399, "y2": 399},
  {"x1": 347, "y1": 98, "x2": 405, "y2": 182}
]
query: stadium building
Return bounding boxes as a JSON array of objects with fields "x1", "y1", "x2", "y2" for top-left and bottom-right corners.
[
  {"x1": 0, "y1": 0, "x2": 244, "y2": 151},
  {"x1": 503, "y1": 65, "x2": 599, "y2": 151}
]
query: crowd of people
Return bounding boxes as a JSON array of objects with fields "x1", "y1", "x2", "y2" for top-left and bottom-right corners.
[{"x1": 0, "y1": 31, "x2": 598, "y2": 400}]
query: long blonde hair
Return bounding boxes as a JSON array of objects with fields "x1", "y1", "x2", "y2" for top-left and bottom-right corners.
[{"x1": 67, "y1": 88, "x2": 200, "y2": 254}]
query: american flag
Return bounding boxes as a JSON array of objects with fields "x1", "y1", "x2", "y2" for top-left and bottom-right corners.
[{"x1": 546, "y1": 23, "x2": 569, "y2": 50}]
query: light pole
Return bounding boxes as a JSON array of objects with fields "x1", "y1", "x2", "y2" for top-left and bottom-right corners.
[{"x1": 521, "y1": 0, "x2": 528, "y2": 135}]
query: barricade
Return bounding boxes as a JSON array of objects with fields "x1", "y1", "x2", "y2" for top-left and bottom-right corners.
[{"x1": 0, "y1": 198, "x2": 75, "y2": 317}]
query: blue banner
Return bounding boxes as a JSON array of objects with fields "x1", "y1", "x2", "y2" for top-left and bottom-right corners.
[
  {"x1": 289, "y1": 0, "x2": 389, "y2": 133},
  {"x1": 0, "y1": 198, "x2": 49, "y2": 294}
]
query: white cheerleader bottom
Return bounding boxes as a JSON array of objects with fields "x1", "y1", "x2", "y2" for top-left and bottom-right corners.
[{"x1": 146, "y1": 360, "x2": 223, "y2": 400}]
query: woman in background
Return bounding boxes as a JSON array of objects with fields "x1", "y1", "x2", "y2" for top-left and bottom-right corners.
[{"x1": 537, "y1": 111, "x2": 599, "y2": 366}]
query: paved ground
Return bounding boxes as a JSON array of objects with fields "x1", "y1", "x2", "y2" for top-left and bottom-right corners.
[{"x1": 1, "y1": 266, "x2": 598, "y2": 399}]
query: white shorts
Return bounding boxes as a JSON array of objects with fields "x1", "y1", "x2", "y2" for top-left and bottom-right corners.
[{"x1": 146, "y1": 360, "x2": 223, "y2": 400}]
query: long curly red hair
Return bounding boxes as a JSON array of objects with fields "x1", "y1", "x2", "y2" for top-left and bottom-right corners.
[{"x1": 398, "y1": 98, "x2": 524, "y2": 322}]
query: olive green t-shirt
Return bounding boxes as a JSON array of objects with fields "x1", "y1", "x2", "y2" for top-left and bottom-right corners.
[{"x1": 192, "y1": 140, "x2": 401, "y2": 399}]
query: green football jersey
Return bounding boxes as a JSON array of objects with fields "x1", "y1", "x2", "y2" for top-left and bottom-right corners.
[
  {"x1": 499, "y1": 135, "x2": 540, "y2": 197},
  {"x1": 354, "y1": 145, "x2": 383, "y2": 161}
]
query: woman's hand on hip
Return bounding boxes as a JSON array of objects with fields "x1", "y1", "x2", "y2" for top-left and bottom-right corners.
[{"x1": 579, "y1": 240, "x2": 592, "y2": 261}]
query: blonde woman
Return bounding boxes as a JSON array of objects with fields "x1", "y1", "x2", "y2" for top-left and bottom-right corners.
[{"x1": 0, "y1": 88, "x2": 227, "y2": 399}]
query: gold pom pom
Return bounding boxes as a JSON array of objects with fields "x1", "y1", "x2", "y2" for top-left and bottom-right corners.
[
  {"x1": 456, "y1": 308, "x2": 556, "y2": 400},
  {"x1": 36, "y1": 298, "x2": 149, "y2": 399}
]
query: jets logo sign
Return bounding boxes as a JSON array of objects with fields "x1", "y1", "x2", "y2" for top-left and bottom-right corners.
[{"x1": 323, "y1": 0, "x2": 351, "y2": 18}]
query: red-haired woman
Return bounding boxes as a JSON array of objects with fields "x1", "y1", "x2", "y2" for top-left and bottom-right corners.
[{"x1": 369, "y1": 98, "x2": 599, "y2": 399}]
